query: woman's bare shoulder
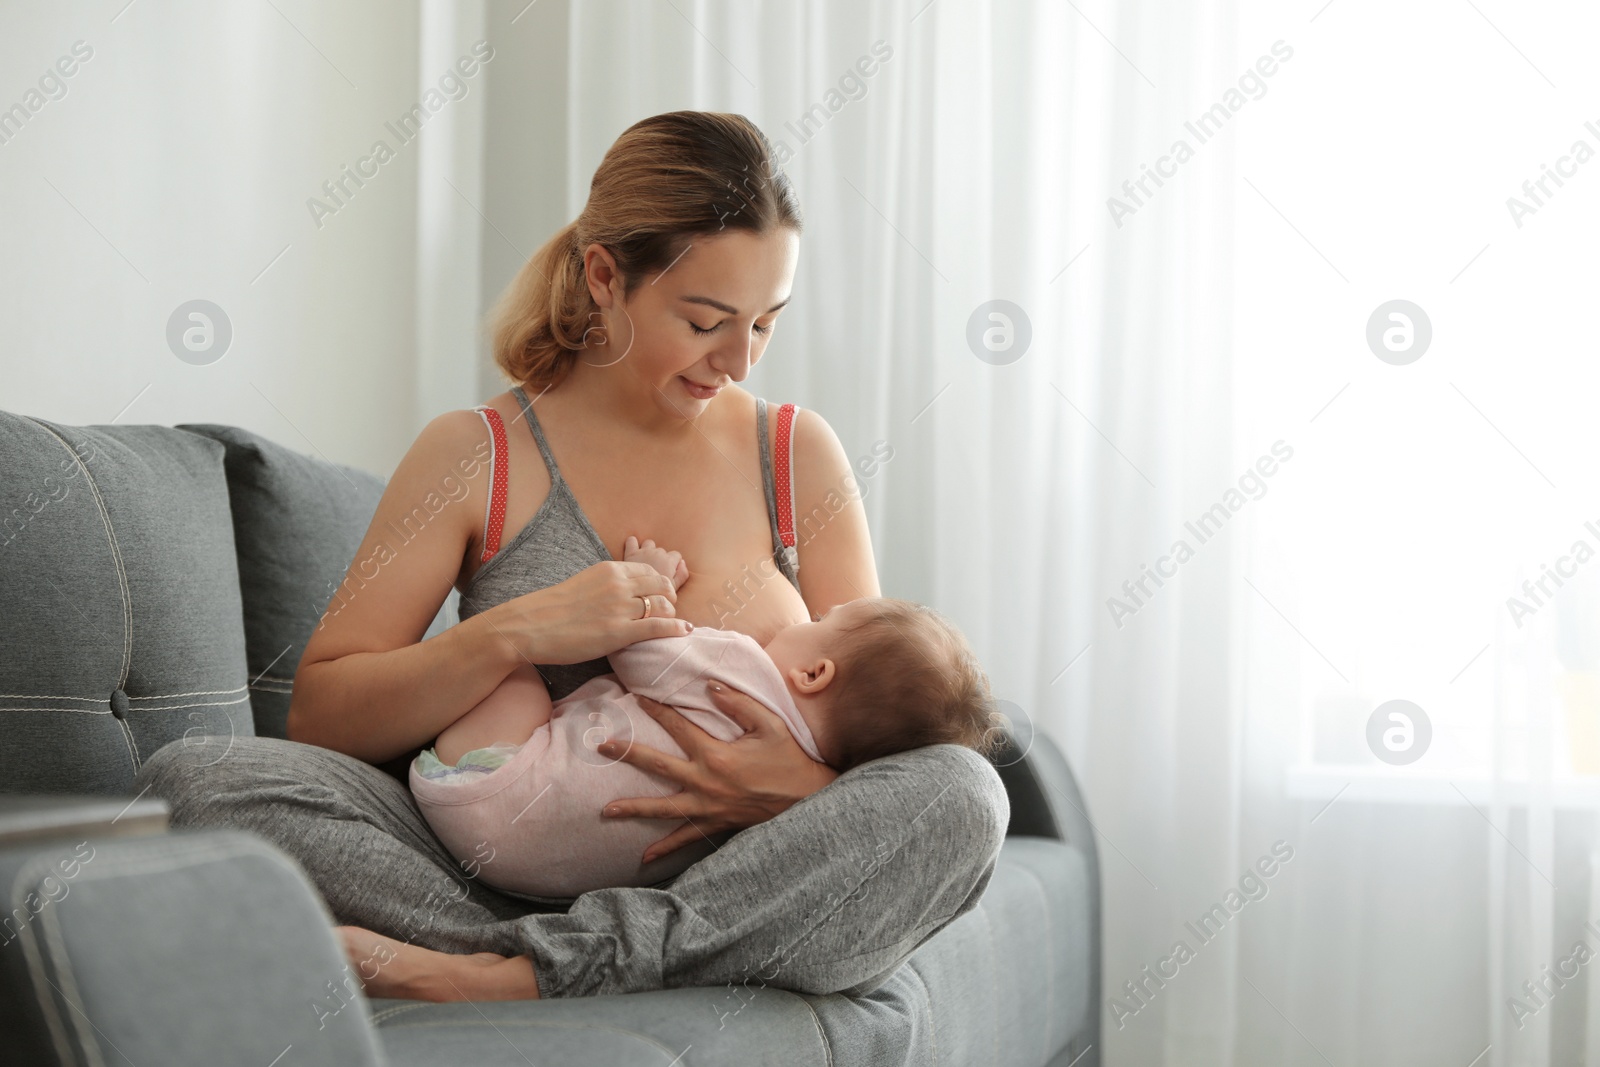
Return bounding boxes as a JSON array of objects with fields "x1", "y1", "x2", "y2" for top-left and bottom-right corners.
[
  {"x1": 789, "y1": 406, "x2": 854, "y2": 493},
  {"x1": 418, "y1": 382, "x2": 542, "y2": 465},
  {"x1": 785, "y1": 404, "x2": 881, "y2": 603},
  {"x1": 734, "y1": 389, "x2": 844, "y2": 465},
  {"x1": 738, "y1": 391, "x2": 856, "y2": 507},
  {"x1": 401, "y1": 408, "x2": 496, "y2": 484},
  {"x1": 415, "y1": 405, "x2": 492, "y2": 448}
]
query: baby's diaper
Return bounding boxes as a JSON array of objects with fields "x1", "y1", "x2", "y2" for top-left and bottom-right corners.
[{"x1": 411, "y1": 741, "x2": 522, "y2": 783}]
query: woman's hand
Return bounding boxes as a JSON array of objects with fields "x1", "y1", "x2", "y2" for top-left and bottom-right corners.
[
  {"x1": 485, "y1": 560, "x2": 691, "y2": 667},
  {"x1": 598, "y1": 682, "x2": 840, "y2": 862}
]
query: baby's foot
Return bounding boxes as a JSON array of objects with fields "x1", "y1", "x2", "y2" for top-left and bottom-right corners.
[{"x1": 623, "y1": 535, "x2": 689, "y2": 589}]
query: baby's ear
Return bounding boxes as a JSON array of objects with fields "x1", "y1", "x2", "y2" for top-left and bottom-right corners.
[
  {"x1": 795, "y1": 658, "x2": 837, "y2": 693},
  {"x1": 787, "y1": 663, "x2": 821, "y2": 693}
]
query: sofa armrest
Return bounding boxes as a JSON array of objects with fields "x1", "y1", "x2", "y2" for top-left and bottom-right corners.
[
  {"x1": 990, "y1": 731, "x2": 1092, "y2": 848},
  {"x1": 991, "y1": 730, "x2": 1103, "y2": 1067},
  {"x1": 0, "y1": 794, "x2": 170, "y2": 845},
  {"x1": 0, "y1": 823, "x2": 386, "y2": 1067}
]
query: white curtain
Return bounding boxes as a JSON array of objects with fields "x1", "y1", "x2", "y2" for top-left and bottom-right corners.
[
  {"x1": 1230, "y1": 0, "x2": 1600, "y2": 1063},
  {"x1": 560, "y1": 0, "x2": 1244, "y2": 1062},
  {"x1": 513, "y1": 1, "x2": 1600, "y2": 1064}
]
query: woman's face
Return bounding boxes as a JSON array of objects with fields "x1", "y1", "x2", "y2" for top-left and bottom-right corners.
[{"x1": 583, "y1": 227, "x2": 800, "y2": 418}]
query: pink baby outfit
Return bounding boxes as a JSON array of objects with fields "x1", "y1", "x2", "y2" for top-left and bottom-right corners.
[{"x1": 410, "y1": 627, "x2": 825, "y2": 900}]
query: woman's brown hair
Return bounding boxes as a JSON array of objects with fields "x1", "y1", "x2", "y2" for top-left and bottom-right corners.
[{"x1": 490, "y1": 110, "x2": 803, "y2": 391}]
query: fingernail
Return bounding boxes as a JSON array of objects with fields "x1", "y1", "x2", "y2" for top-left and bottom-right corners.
[
  {"x1": 709, "y1": 681, "x2": 723, "y2": 692},
  {"x1": 603, "y1": 806, "x2": 618, "y2": 817}
]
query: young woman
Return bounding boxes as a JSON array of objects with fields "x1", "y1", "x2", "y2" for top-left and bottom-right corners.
[{"x1": 136, "y1": 111, "x2": 1007, "y2": 1002}]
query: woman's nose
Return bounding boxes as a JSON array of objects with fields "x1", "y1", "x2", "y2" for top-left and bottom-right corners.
[{"x1": 710, "y1": 334, "x2": 754, "y2": 382}]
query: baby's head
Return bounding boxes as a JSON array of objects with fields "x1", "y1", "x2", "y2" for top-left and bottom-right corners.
[{"x1": 763, "y1": 597, "x2": 1006, "y2": 771}]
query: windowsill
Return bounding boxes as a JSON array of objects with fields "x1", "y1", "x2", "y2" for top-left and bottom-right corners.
[{"x1": 1286, "y1": 764, "x2": 1600, "y2": 809}]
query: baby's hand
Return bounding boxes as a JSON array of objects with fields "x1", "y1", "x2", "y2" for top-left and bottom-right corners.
[{"x1": 623, "y1": 536, "x2": 689, "y2": 590}]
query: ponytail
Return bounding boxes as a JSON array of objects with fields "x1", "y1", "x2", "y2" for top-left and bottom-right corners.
[{"x1": 490, "y1": 220, "x2": 592, "y2": 392}]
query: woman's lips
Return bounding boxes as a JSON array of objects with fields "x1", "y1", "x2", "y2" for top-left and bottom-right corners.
[{"x1": 680, "y1": 376, "x2": 722, "y2": 400}]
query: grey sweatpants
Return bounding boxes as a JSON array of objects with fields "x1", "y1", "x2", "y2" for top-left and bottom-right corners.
[{"x1": 132, "y1": 735, "x2": 1008, "y2": 999}]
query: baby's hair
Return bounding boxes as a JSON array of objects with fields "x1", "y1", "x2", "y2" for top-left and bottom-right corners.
[{"x1": 823, "y1": 599, "x2": 1008, "y2": 771}]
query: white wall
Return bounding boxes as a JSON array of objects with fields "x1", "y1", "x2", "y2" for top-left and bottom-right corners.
[
  {"x1": 476, "y1": 0, "x2": 572, "y2": 399},
  {"x1": 0, "y1": 1, "x2": 458, "y2": 477}
]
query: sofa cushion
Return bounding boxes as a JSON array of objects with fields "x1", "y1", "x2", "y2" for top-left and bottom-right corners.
[
  {"x1": 368, "y1": 984, "x2": 831, "y2": 1067},
  {"x1": 176, "y1": 425, "x2": 455, "y2": 742},
  {"x1": 811, "y1": 837, "x2": 1093, "y2": 1066},
  {"x1": 364, "y1": 836, "x2": 1093, "y2": 1067},
  {"x1": 0, "y1": 414, "x2": 253, "y2": 795}
]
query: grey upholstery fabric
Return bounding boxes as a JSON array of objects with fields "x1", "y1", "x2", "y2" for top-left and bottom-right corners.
[
  {"x1": 0, "y1": 414, "x2": 253, "y2": 794},
  {"x1": 368, "y1": 987, "x2": 830, "y2": 1066},
  {"x1": 363, "y1": 835, "x2": 1091, "y2": 1067},
  {"x1": 995, "y1": 729, "x2": 1103, "y2": 1067},
  {"x1": 813, "y1": 837, "x2": 1090, "y2": 1066},
  {"x1": 176, "y1": 424, "x2": 455, "y2": 741},
  {"x1": 0, "y1": 829, "x2": 385, "y2": 1067}
]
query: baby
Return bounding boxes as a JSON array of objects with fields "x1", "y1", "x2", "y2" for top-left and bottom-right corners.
[{"x1": 410, "y1": 538, "x2": 1004, "y2": 900}]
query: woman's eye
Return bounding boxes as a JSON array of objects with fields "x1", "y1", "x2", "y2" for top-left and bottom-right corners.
[{"x1": 691, "y1": 321, "x2": 775, "y2": 336}]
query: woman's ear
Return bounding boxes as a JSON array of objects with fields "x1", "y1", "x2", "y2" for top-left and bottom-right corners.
[
  {"x1": 788, "y1": 657, "x2": 836, "y2": 694},
  {"x1": 582, "y1": 243, "x2": 623, "y2": 308}
]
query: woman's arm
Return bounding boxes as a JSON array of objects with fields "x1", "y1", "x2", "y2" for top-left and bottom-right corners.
[
  {"x1": 287, "y1": 411, "x2": 687, "y2": 765},
  {"x1": 287, "y1": 411, "x2": 518, "y2": 763},
  {"x1": 791, "y1": 407, "x2": 881, "y2": 612}
]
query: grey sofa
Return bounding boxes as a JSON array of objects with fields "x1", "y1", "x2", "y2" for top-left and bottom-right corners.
[{"x1": 0, "y1": 408, "x2": 1100, "y2": 1066}]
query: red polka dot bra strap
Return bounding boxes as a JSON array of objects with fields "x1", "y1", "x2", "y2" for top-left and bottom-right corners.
[
  {"x1": 774, "y1": 403, "x2": 799, "y2": 574},
  {"x1": 474, "y1": 405, "x2": 510, "y2": 563}
]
